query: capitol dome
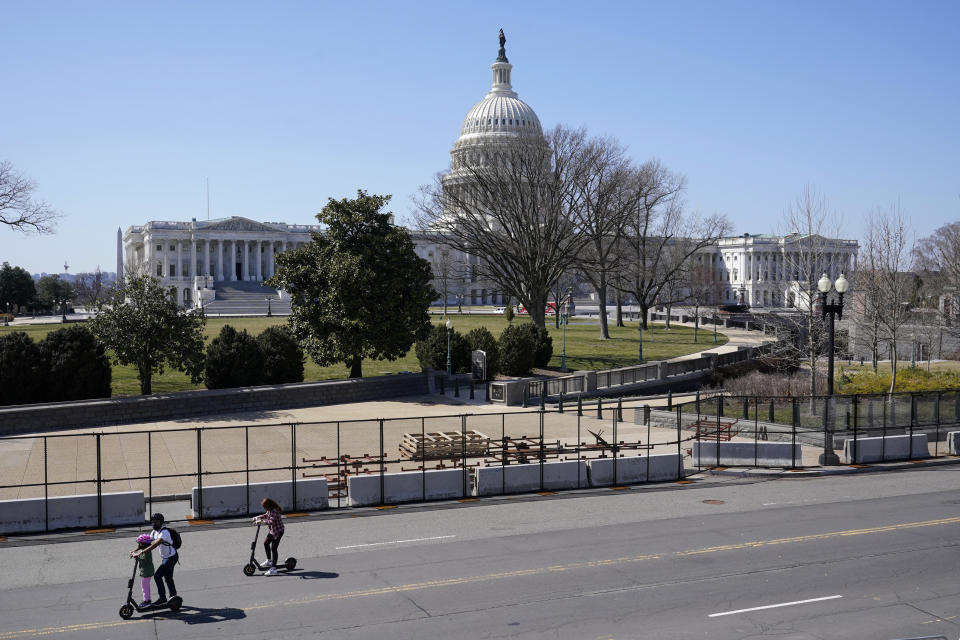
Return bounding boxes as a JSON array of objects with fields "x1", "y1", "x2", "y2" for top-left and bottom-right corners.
[{"x1": 449, "y1": 31, "x2": 544, "y2": 172}]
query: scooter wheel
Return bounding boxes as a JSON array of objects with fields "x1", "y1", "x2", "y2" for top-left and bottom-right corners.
[
  {"x1": 285, "y1": 557, "x2": 297, "y2": 571},
  {"x1": 243, "y1": 562, "x2": 257, "y2": 576},
  {"x1": 168, "y1": 596, "x2": 183, "y2": 612},
  {"x1": 119, "y1": 604, "x2": 134, "y2": 620}
]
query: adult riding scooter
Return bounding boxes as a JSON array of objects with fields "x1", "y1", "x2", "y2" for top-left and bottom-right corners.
[
  {"x1": 243, "y1": 521, "x2": 296, "y2": 576},
  {"x1": 119, "y1": 557, "x2": 182, "y2": 619}
]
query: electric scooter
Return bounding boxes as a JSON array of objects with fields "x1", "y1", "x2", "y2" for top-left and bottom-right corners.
[
  {"x1": 243, "y1": 521, "x2": 296, "y2": 576},
  {"x1": 118, "y1": 557, "x2": 182, "y2": 619}
]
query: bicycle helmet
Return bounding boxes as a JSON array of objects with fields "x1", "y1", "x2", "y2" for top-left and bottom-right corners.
[{"x1": 136, "y1": 534, "x2": 152, "y2": 545}]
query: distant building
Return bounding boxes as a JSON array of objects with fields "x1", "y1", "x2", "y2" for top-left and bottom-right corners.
[{"x1": 119, "y1": 217, "x2": 320, "y2": 308}]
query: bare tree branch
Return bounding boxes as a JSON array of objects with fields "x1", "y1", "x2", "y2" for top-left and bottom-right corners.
[{"x1": 0, "y1": 160, "x2": 62, "y2": 234}]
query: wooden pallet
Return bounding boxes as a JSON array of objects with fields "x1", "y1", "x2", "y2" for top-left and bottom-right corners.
[
  {"x1": 399, "y1": 430, "x2": 491, "y2": 459},
  {"x1": 689, "y1": 418, "x2": 740, "y2": 441}
]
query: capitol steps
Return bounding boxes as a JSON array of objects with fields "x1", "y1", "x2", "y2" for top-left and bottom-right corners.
[{"x1": 203, "y1": 282, "x2": 291, "y2": 316}]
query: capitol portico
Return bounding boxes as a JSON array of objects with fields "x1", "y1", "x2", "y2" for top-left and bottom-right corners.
[{"x1": 119, "y1": 216, "x2": 321, "y2": 307}]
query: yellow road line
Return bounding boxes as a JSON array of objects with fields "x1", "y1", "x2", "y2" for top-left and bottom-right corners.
[{"x1": 3, "y1": 515, "x2": 959, "y2": 639}]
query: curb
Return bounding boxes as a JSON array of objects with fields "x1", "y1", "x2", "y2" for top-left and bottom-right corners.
[{"x1": 703, "y1": 455, "x2": 960, "y2": 478}]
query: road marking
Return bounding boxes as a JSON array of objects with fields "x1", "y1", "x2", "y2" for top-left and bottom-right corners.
[
  {"x1": 4, "y1": 515, "x2": 960, "y2": 639},
  {"x1": 709, "y1": 594, "x2": 842, "y2": 618},
  {"x1": 335, "y1": 535, "x2": 456, "y2": 549}
]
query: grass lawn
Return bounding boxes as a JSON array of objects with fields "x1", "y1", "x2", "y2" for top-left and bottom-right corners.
[{"x1": 1, "y1": 315, "x2": 728, "y2": 397}]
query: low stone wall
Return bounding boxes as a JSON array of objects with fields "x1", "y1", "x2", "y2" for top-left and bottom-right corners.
[
  {"x1": 191, "y1": 478, "x2": 329, "y2": 518},
  {"x1": 474, "y1": 460, "x2": 588, "y2": 496},
  {"x1": 0, "y1": 491, "x2": 145, "y2": 535},
  {"x1": 842, "y1": 434, "x2": 929, "y2": 464},
  {"x1": 0, "y1": 372, "x2": 429, "y2": 434},
  {"x1": 692, "y1": 441, "x2": 803, "y2": 467},
  {"x1": 347, "y1": 469, "x2": 465, "y2": 506},
  {"x1": 587, "y1": 454, "x2": 681, "y2": 486}
]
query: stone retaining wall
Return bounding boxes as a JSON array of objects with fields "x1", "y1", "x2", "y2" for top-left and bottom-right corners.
[{"x1": 0, "y1": 373, "x2": 429, "y2": 435}]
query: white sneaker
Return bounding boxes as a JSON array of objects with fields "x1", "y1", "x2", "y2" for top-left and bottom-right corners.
[
  {"x1": 262, "y1": 560, "x2": 273, "y2": 568},
  {"x1": 265, "y1": 567, "x2": 278, "y2": 576}
]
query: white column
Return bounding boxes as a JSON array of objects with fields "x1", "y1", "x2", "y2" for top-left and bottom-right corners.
[
  {"x1": 216, "y1": 241, "x2": 223, "y2": 281},
  {"x1": 242, "y1": 240, "x2": 249, "y2": 281},
  {"x1": 267, "y1": 241, "x2": 275, "y2": 278},
  {"x1": 255, "y1": 240, "x2": 262, "y2": 281},
  {"x1": 203, "y1": 240, "x2": 210, "y2": 277},
  {"x1": 228, "y1": 240, "x2": 236, "y2": 281},
  {"x1": 190, "y1": 238, "x2": 197, "y2": 279},
  {"x1": 175, "y1": 240, "x2": 183, "y2": 280},
  {"x1": 144, "y1": 240, "x2": 153, "y2": 278},
  {"x1": 162, "y1": 241, "x2": 169, "y2": 280}
]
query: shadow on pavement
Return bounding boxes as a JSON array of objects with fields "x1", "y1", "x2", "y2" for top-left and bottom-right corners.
[
  {"x1": 291, "y1": 570, "x2": 339, "y2": 580},
  {"x1": 142, "y1": 605, "x2": 247, "y2": 624}
]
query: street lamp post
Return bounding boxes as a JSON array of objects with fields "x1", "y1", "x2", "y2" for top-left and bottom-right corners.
[
  {"x1": 445, "y1": 318, "x2": 453, "y2": 376},
  {"x1": 713, "y1": 311, "x2": 718, "y2": 344},
  {"x1": 561, "y1": 292, "x2": 571, "y2": 371},
  {"x1": 265, "y1": 296, "x2": 272, "y2": 317},
  {"x1": 817, "y1": 272, "x2": 848, "y2": 466}
]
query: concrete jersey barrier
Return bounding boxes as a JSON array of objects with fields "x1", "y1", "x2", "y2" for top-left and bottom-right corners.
[
  {"x1": 191, "y1": 478, "x2": 328, "y2": 518},
  {"x1": 347, "y1": 469, "x2": 465, "y2": 507},
  {"x1": 0, "y1": 490, "x2": 145, "y2": 535},
  {"x1": 587, "y1": 454, "x2": 681, "y2": 486},
  {"x1": 474, "y1": 460, "x2": 587, "y2": 496},
  {"x1": 842, "y1": 434, "x2": 929, "y2": 464},
  {"x1": 946, "y1": 431, "x2": 960, "y2": 456},
  {"x1": 692, "y1": 441, "x2": 802, "y2": 468}
]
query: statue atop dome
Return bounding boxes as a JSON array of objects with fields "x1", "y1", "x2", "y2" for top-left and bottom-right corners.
[{"x1": 496, "y1": 29, "x2": 509, "y2": 63}]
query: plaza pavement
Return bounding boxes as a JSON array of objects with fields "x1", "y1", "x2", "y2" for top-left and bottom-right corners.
[{"x1": 0, "y1": 321, "x2": 777, "y2": 501}]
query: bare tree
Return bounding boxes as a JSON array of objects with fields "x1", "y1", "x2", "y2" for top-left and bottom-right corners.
[
  {"x1": 685, "y1": 257, "x2": 721, "y2": 342},
  {"x1": 618, "y1": 160, "x2": 731, "y2": 330},
  {"x1": 913, "y1": 220, "x2": 960, "y2": 294},
  {"x1": 548, "y1": 270, "x2": 579, "y2": 329},
  {"x1": 570, "y1": 135, "x2": 633, "y2": 339},
  {"x1": 426, "y1": 242, "x2": 465, "y2": 317},
  {"x1": 866, "y1": 204, "x2": 913, "y2": 391},
  {"x1": 417, "y1": 125, "x2": 593, "y2": 329},
  {"x1": 0, "y1": 160, "x2": 62, "y2": 234},
  {"x1": 777, "y1": 186, "x2": 846, "y2": 398}
]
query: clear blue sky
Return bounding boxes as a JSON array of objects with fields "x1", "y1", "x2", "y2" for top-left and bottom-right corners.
[{"x1": 2, "y1": 0, "x2": 958, "y2": 274}]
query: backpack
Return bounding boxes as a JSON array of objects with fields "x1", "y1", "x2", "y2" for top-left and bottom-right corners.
[{"x1": 162, "y1": 527, "x2": 182, "y2": 550}]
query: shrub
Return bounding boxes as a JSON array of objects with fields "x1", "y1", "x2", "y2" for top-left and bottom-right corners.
[
  {"x1": 0, "y1": 331, "x2": 46, "y2": 405},
  {"x1": 504, "y1": 305, "x2": 515, "y2": 323},
  {"x1": 520, "y1": 323, "x2": 553, "y2": 367},
  {"x1": 414, "y1": 324, "x2": 471, "y2": 373},
  {"x1": 256, "y1": 325, "x2": 305, "y2": 385},
  {"x1": 466, "y1": 326, "x2": 500, "y2": 379},
  {"x1": 840, "y1": 367, "x2": 960, "y2": 394},
  {"x1": 40, "y1": 325, "x2": 111, "y2": 401},
  {"x1": 205, "y1": 325, "x2": 265, "y2": 389},
  {"x1": 497, "y1": 323, "x2": 536, "y2": 376}
]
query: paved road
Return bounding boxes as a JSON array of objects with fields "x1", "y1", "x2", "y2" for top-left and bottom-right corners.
[{"x1": 2, "y1": 468, "x2": 960, "y2": 639}]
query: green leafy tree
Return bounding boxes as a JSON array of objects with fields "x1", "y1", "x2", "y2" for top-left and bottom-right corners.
[
  {"x1": 205, "y1": 325, "x2": 265, "y2": 389},
  {"x1": 0, "y1": 262, "x2": 36, "y2": 314},
  {"x1": 520, "y1": 323, "x2": 554, "y2": 367},
  {"x1": 40, "y1": 325, "x2": 111, "y2": 401},
  {"x1": 498, "y1": 323, "x2": 536, "y2": 376},
  {"x1": 466, "y1": 326, "x2": 500, "y2": 379},
  {"x1": 89, "y1": 274, "x2": 206, "y2": 395},
  {"x1": 257, "y1": 325, "x2": 305, "y2": 385},
  {"x1": 36, "y1": 274, "x2": 73, "y2": 319},
  {"x1": 414, "y1": 324, "x2": 471, "y2": 373},
  {"x1": 504, "y1": 305, "x2": 515, "y2": 323},
  {"x1": 267, "y1": 190, "x2": 435, "y2": 378}
]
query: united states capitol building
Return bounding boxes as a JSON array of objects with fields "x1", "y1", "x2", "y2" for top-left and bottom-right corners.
[{"x1": 118, "y1": 33, "x2": 857, "y2": 314}]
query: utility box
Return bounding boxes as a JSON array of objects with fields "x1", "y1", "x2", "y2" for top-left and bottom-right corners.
[{"x1": 488, "y1": 380, "x2": 527, "y2": 405}]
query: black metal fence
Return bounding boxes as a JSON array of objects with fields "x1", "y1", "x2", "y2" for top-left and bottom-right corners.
[{"x1": 1, "y1": 389, "x2": 958, "y2": 533}]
